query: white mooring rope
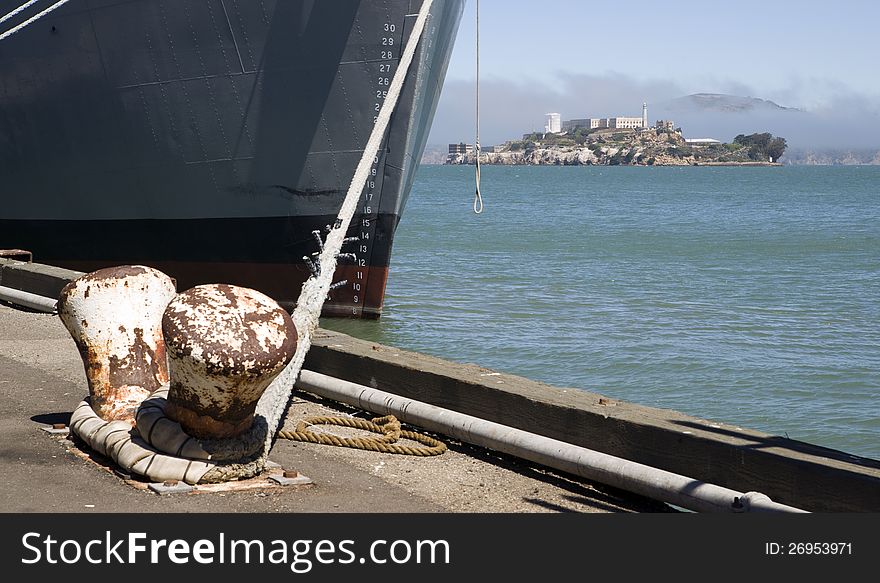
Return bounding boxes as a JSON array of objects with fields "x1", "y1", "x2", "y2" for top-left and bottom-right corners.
[
  {"x1": 0, "y1": 0, "x2": 72, "y2": 41},
  {"x1": 0, "y1": 0, "x2": 42, "y2": 25},
  {"x1": 260, "y1": 0, "x2": 436, "y2": 457}
]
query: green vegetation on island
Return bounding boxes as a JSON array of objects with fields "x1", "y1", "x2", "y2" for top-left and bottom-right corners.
[
  {"x1": 733, "y1": 132, "x2": 788, "y2": 162},
  {"x1": 447, "y1": 127, "x2": 787, "y2": 166}
]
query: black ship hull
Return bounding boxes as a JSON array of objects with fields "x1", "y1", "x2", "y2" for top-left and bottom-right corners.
[{"x1": 0, "y1": 0, "x2": 464, "y2": 318}]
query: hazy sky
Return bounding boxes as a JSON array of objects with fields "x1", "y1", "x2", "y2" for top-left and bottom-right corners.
[{"x1": 428, "y1": 0, "x2": 880, "y2": 146}]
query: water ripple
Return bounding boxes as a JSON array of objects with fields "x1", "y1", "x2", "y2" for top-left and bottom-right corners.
[{"x1": 323, "y1": 166, "x2": 880, "y2": 460}]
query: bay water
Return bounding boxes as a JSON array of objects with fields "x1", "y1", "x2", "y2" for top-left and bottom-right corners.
[{"x1": 322, "y1": 165, "x2": 879, "y2": 460}]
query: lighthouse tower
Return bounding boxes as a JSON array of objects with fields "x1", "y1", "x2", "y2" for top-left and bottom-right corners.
[{"x1": 642, "y1": 102, "x2": 648, "y2": 128}]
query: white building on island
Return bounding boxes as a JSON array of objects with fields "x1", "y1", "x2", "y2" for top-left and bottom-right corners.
[
  {"x1": 561, "y1": 102, "x2": 650, "y2": 132},
  {"x1": 545, "y1": 113, "x2": 562, "y2": 134}
]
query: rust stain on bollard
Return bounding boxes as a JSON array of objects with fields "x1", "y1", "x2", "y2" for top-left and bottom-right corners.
[
  {"x1": 58, "y1": 266, "x2": 177, "y2": 423},
  {"x1": 163, "y1": 284, "x2": 297, "y2": 439}
]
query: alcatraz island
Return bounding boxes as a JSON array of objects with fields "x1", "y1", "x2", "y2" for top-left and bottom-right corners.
[{"x1": 447, "y1": 103, "x2": 787, "y2": 166}]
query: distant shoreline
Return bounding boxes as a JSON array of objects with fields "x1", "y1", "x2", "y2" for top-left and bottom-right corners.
[
  {"x1": 422, "y1": 143, "x2": 880, "y2": 166},
  {"x1": 442, "y1": 128, "x2": 791, "y2": 167},
  {"x1": 421, "y1": 159, "x2": 879, "y2": 166},
  {"x1": 430, "y1": 161, "x2": 784, "y2": 167},
  {"x1": 442, "y1": 155, "x2": 785, "y2": 167},
  {"x1": 692, "y1": 161, "x2": 782, "y2": 167}
]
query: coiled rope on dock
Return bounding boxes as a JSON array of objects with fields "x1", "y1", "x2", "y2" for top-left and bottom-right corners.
[{"x1": 278, "y1": 415, "x2": 447, "y2": 457}]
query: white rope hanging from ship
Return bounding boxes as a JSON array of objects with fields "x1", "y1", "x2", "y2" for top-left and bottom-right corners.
[{"x1": 473, "y1": 0, "x2": 484, "y2": 214}]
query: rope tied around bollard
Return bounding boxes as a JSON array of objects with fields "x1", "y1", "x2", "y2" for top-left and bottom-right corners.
[
  {"x1": 278, "y1": 415, "x2": 447, "y2": 457},
  {"x1": 61, "y1": 0, "x2": 441, "y2": 485}
]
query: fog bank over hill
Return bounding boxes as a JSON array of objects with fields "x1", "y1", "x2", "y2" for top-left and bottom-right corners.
[
  {"x1": 652, "y1": 93, "x2": 880, "y2": 151},
  {"x1": 428, "y1": 74, "x2": 880, "y2": 152},
  {"x1": 659, "y1": 93, "x2": 802, "y2": 114}
]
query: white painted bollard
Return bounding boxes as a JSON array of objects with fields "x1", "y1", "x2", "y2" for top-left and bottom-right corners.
[
  {"x1": 162, "y1": 284, "x2": 297, "y2": 439},
  {"x1": 58, "y1": 266, "x2": 176, "y2": 423}
]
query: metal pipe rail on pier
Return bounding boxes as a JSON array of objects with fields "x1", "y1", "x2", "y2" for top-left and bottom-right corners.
[
  {"x1": 296, "y1": 369, "x2": 807, "y2": 514},
  {"x1": 0, "y1": 285, "x2": 57, "y2": 313}
]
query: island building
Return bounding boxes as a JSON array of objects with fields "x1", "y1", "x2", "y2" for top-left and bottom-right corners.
[
  {"x1": 448, "y1": 142, "x2": 474, "y2": 155},
  {"x1": 446, "y1": 142, "x2": 474, "y2": 165},
  {"x1": 545, "y1": 113, "x2": 562, "y2": 134},
  {"x1": 561, "y1": 103, "x2": 650, "y2": 132},
  {"x1": 655, "y1": 120, "x2": 676, "y2": 131},
  {"x1": 562, "y1": 116, "x2": 643, "y2": 130}
]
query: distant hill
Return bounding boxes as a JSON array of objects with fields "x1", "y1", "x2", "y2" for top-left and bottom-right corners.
[
  {"x1": 649, "y1": 93, "x2": 815, "y2": 151},
  {"x1": 649, "y1": 94, "x2": 874, "y2": 155},
  {"x1": 660, "y1": 93, "x2": 802, "y2": 114}
]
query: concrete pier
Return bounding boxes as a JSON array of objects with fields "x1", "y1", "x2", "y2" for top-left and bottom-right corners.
[{"x1": 1, "y1": 258, "x2": 878, "y2": 512}]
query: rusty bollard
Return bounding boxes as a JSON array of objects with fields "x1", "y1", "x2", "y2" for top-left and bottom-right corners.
[
  {"x1": 58, "y1": 266, "x2": 177, "y2": 423},
  {"x1": 162, "y1": 284, "x2": 297, "y2": 439}
]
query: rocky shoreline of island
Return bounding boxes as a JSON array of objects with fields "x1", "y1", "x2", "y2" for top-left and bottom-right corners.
[{"x1": 446, "y1": 128, "x2": 786, "y2": 167}]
